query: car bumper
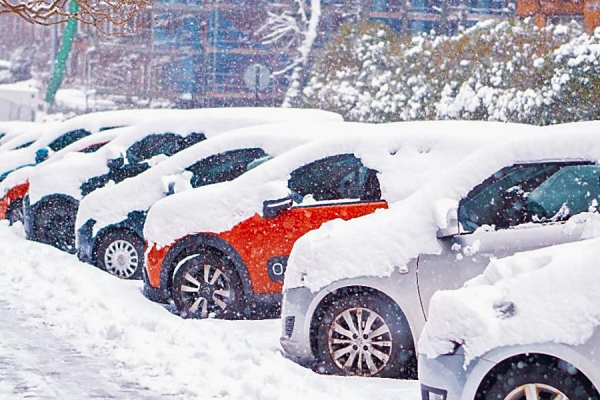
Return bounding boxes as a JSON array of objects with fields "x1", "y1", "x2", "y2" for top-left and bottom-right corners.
[
  {"x1": 279, "y1": 286, "x2": 318, "y2": 361},
  {"x1": 419, "y1": 350, "x2": 494, "y2": 400},
  {"x1": 76, "y1": 218, "x2": 96, "y2": 264}
]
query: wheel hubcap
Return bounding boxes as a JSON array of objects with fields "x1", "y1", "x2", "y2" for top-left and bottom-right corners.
[
  {"x1": 505, "y1": 383, "x2": 568, "y2": 400},
  {"x1": 179, "y1": 263, "x2": 231, "y2": 319},
  {"x1": 104, "y1": 240, "x2": 139, "y2": 278},
  {"x1": 327, "y1": 307, "x2": 392, "y2": 376}
]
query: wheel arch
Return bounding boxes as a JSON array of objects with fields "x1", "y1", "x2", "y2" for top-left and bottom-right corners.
[
  {"x1": 474, "y1": 352, "x2": 599, "y2": 399},
  {"x1": 159, "y1": 233, "x2": 252, "y2": 300},
  {"x1": 308, "y1": 285, "x2": 416, "y2": 372}
]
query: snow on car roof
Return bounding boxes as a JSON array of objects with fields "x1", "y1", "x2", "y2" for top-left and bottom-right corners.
[
  {"x1": 28, "y1": 108, "x2": 342, "y2": 205},
  {"x1": 418, "y1": 231, "x2": 600, "y2": 364},
  {"x1": 0, "y1": 121, "x2": 47, "y2": 148},
  {"x1": 282, "y1": 121, "x2": 600, "y2": 295},
  {"x1": 75, "y1": 121, "x2": 350, "y2": 236},
  {"x1": 144, "y1": 120, "x2": 535, "y2": 248},
  {"x1": 0, "y1": 129, "x2": 123, "y2": 199},
  {"x1": 0, "y1": 109, "x2": 170, "y2": 179}
]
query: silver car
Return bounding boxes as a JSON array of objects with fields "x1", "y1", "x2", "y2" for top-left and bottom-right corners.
[
  {"x1": 418, "y1": 235, "x2": 600, "y2": 400},
  {"x1": 419, "y1": 327, "x2": 600, "y2": 400},
  {"x1": 280, "y1": 132, "x2": 600, "y2": 379}
]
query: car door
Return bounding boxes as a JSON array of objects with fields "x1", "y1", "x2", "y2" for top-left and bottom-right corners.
[
  {"x1": 221, "y1": 154, "x2": 387, "y2": 295},
  {"x1": 417, "y1": 162, "x2": 600, "y2": 317}
]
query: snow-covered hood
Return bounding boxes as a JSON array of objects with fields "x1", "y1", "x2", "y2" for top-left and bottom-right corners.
[
  {"x1": 284, "y1": 122, "x2": 600, "y2": 293},
  {"x1": 418, "y1": 226, "x2": 600, "y2": 364},
  {"x1": 28, "y1": 109, "x2": 342, "y2": 205},
  {"x1": 144, "y1": 120, "x2": 536, "y2": 248},
  {"x1": 75, "y1": 121, "x2": 350, "y2": 235}
]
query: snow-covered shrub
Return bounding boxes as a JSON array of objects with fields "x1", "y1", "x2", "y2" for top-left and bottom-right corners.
[{"x1": 304, "y1": 18, "x2": 599, "y2": 126}]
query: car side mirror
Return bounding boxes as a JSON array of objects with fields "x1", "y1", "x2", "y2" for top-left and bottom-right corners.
[
  {"x1": 263, "y1": 195, "x2": 293, "y2": 218},
  {"x1": 35, "y1": 147, "x2": 49, "y2": 164},
  {"x1": 107, "y1": 156, "x2": 124, "y2": 170},
  {"x1": 437, "y1": 208, "x2": 460, "y2": 238}
]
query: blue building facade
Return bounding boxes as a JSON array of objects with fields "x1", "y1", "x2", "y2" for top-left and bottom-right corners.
[{"x1": 152, "y1": 0, "x2": 514, "y2": 107}]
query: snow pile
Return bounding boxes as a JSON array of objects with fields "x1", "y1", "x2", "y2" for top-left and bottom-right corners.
[
  {"x1": 144, "y1": 121, "x2": 533, "y2": 248},
  {"x1": 418, "y1": 227, "x2": 600, "y2": 364},
  {"x1": 0, "y1": 224, "x2": 419, "y2": 399},
  {"x1": 76, "y1": 121, "x2": 347, "y2": 235},
  {"x1": 284, "y1": 121, "x2": 600, "y2": 292},
  {"x1": 29, "y1": 108, "x2": 342, "y2": 204}
]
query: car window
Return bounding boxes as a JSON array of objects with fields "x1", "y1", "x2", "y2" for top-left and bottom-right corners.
[
  {"x1": 79, "y1": 142, "x2": 108, "y2": 154},
  {"x1": 527, "y1": 165, "x2": 600, "y2": 222},
  {"x1": 13, "y1": 140, "x2": 35, "y2": 150},
  {"x1": 186, "y1": 148, "x2": 268, "y2": 188},
  {"x1": 288, "y1": 153, "x2": 381, "y2": 203},
  {"x1": 48, "y1": 129, "x2": 92, "y2": 151},
  {"x1": 126, "y1": 132, "x2": 206, "y2": 165},
  {"x1": 458, "y1": 161, "x2": 594, "y2": 231}
]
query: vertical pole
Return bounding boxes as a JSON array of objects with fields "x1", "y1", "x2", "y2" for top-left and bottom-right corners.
[
  {"x1": 254, "y1": 65, "x2": 260, "y2": 106},
  {"x1": 45, "y1": 0, "x2": 79, "y2": 105}
]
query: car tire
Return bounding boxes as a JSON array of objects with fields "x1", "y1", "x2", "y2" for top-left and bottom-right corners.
[
  {"x1": 6, "y1": 199, "x2": 24, "y2": 225},
  {"x1": 172, "y1": 251, "x2": 246, "y2": 320},
  {"x1": 477, "y1": 354, "x2": 599, "y2": 400},
  {"x1": 33, "y1": 199, "x2": 76, "y2": 253},
  {"x1": 316, "y1": 289, "x2": 416, "y2": 379},
  {"x1": 95, "y1": 229, "x2": 144, "y2": 280}
]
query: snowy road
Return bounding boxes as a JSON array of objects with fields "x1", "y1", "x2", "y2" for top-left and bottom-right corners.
[{"x1": 0, "y1": 224, "x2": 420, "y2": 399}]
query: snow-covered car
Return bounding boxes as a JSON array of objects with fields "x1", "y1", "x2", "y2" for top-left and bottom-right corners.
[
  {"x1": 418, "y1": 237, "x2": 600, "y2": 400},
  {"x1": 279, "y1": 121, "x2": 600, "y2": 379},
  {"x1": 0, "y1": 129, "x2": 123, "y2": 225},
  {"x1": 0, "y1": 121, "x2": 47, "y2": 154},
  {"x1": 24, "y1": 108, "x2": 342, "y2": 254},
  {"x1": 74, "y1": 121, "x2": 348, "y2": 280},
  {"x1": 142, "y1": 121, "x2": 533, "y2": 320},
  {"x1": 0, "y1": 109, "x2": 174, "y2": 181}
]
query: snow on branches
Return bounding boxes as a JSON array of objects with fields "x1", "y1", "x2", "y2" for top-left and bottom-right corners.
[{"x1": 0, "y1": 0, "x2": 151, "y2": 28}]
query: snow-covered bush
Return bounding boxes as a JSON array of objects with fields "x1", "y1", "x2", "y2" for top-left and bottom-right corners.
[{"x1": 304, "y1": 18, "x2": 600, "y2": 126}]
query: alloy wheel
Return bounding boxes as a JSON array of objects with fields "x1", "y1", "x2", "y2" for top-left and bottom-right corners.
[
  {"x1": 179, "y1": 263, "x2": 232, "y2": 318},
  {"x1": 104, "y1": 239, "x2": 139, "y2": 279},
  {"x1": 504, "y1": 383, "x2": 568, "y2": 400},
  {"x1": 327, "y1": 307, "x2": 393, "y2": 376}
]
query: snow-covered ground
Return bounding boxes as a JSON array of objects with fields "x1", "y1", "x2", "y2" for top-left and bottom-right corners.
[{"x1": 0, "y1": 223, "x2": 418, "y2": 399}]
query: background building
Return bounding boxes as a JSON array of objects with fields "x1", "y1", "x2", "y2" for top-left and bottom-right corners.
[{"x1": 8, "y1": 0, "x2": 594, "y2": 111}]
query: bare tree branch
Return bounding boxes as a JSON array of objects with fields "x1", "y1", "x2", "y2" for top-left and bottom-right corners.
[{"x1": 0, "y1": 0, "x2": 152, "y2": 29}]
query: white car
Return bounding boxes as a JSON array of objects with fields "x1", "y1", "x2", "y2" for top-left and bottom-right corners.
[
  {"x1": 418, "y1": 237, "x2": 600, "y2": 400},
  {"x1": 24, "y1": 108, "x2": 341, "y2": 253},
  {"x1": 280, "y1": 121, "x2": 600, "y2": 379},
  {"x1": 74, "y1": 121, "x2": 348, "y2": 280}
]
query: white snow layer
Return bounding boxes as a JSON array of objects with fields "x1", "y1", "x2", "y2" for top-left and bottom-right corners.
[
  {"x1": 144, "y1": 120, "x2": 536, "y2": 248},
  {"x1": 418, "y1": 228, "x2": 600, "y2": 364},
  {"x1": 28, "y1": 108, "x2": 342, "y2": 205},
  {"x1": 76, "y1": 121, "x2": 349, "y2": 235},
  {"x1": 0, "y1": 224, "x2": 419, "y2": 399},
  {"x1": 283, "y1": 121, "x2": 600, "y2": 293}
]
